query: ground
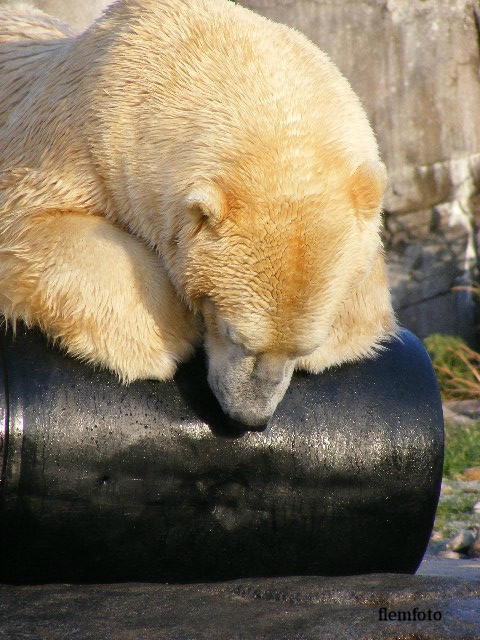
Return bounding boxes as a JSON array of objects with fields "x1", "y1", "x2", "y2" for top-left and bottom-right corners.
[{"x1": 428, "y1": 409, "x2": 480, "y2": 560}]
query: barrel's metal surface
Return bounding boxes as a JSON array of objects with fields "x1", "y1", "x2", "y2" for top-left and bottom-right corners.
[{"x1": 0, "y1": 325, "x2": 443, "y2": 583}]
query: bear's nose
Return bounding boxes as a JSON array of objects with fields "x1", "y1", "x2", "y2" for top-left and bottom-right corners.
[{"x1": 225, "y1": 416, "x2": 269, "y2": 434}]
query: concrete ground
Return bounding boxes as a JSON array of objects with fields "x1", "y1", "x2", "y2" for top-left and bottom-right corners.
[{"x1": 418, "y1": 555, "x2": 480, "y2": 580}]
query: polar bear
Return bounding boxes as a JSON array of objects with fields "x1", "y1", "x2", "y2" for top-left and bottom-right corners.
[
  {"x1": 0, "y1": 0, "x2": 396, "y2": 429},
  {"x1": 0, "y1": 0, "x2": 111, "y2": 33}
]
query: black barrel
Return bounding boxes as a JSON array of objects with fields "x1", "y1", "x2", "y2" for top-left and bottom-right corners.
[{"x1": 0, "y1": 324, "x2": 443, "y2": 583}]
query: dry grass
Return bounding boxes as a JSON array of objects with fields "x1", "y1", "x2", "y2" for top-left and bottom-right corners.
[
  {"x1": 423, "y1": 280, "x2": 480, "y2": 399},
  {"x1": 424, "y1": 333, "x2": 480, "y2": 400},
  {"x1": 433, "y1": 343, "x2": 480, "y2": 399}
]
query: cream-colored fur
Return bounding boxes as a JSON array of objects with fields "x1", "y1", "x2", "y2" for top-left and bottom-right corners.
[
  {"x1": 0, "y1": 0, "x2": 111, "y2": 33},
  {"x1": 0, "y1": 0, "x2": 396, "y2": 427}
]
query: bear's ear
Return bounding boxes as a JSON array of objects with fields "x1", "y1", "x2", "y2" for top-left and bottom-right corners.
[
  {"x1": 348, "y1": 160, "x2": 387, "y2": 218},
  {"x1": 185, "y1": 182, "x2": 227, "y2": 225}
]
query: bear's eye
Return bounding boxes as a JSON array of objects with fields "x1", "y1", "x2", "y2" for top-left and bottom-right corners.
[
  {"x1": 218, "y1": 317, "x2": 240, "y2": 344},
  {"x1": 218, "y1": 317, "x2": 257, "y2": 354}
]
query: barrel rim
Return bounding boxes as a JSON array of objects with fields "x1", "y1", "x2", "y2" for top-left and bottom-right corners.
[{"x1": 0, "y1": 325, "x2": 24, "y2": 494}]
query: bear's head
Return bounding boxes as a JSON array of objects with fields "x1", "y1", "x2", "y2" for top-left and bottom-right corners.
[{"x1": 161, "y1": 153, "x2": 389, "y2": 430}]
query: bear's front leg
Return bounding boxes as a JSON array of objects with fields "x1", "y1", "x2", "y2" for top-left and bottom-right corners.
[{"x1": 0, "y1": 211, "x2": 200, "y2": 382}]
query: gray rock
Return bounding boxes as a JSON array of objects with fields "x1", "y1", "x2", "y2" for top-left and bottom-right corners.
[
  {"x1": 469, "y1": 528, "x2": 480, "y2": 557},
  {"x1": 443, "y1": 401, "x2": 480, "y2": 425},
  {"x1": 447, "y1": 529, "x2": 476, "y2": 552},
  {"x1": 384, "y1": 201, "x2": 477, "y2": 342},
  {"x1": 1, "y1": 574, "x2": 479, "y2": 640}
]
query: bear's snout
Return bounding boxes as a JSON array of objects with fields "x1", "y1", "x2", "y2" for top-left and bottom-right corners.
[{"x1": 207, "y1": 356, "x2": 294, "y2": 431}]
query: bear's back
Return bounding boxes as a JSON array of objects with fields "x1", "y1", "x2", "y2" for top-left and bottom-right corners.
[
  {"x1": 0, "y1": 5, "x2": 73, "y2": 129},
  {"x1": 80, "y1": 0, "x2": 379, "y2": 189}
]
